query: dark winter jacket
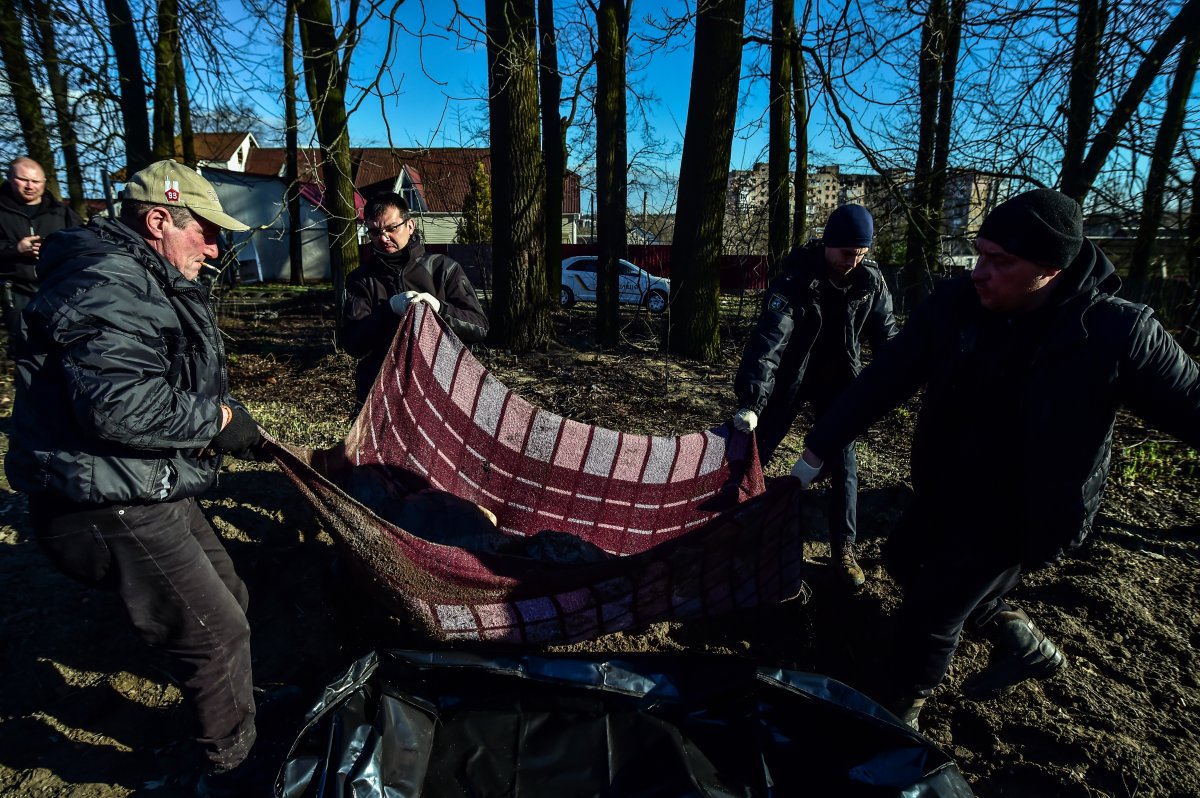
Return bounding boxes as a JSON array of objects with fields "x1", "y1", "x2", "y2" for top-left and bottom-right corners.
[
  {"x1": 806, "y1": 240, "x2": 1200, "y2": 569},
  {"x1": 341, "y1": 235, "x2": 489, "y2": 402},
  {"x1": 0, "y1": 181, "x2": 83, "y2": 296},
  {"x1": 735, "y1": 243, "x2": 897, "y2": 414},
  {"x1": 5, "y1": 217, "x2": 234, "y2": 505}
]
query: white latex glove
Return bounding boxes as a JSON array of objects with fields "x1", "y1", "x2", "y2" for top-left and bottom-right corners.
[
  {"x1": 731, "y1": 408, "x2": 758, "y2": 433},
  {"x1": 409, "y1": 291, "x2": 442, "y2": 314},
  {"x1": 789, "y1": 450, "x2": 823, "y2": 489},
  {"x1": 389, "y1": 291, "x2": 419, "y2": 316}
]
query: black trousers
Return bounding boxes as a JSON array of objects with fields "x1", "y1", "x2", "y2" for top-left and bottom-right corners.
[
  {"x1": 29, "y1": 495, "x2": 256, "y2": 772},
  {"x1": 756, "y1": 388, "x2": 858, "y2": 547},
  {"x1": 885, "y1": 539, "x2": 1022, "y2": 697}
]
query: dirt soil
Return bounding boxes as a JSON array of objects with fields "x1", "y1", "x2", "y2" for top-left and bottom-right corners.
[{"x1": 1, "y1": 289, "x2": 1197, "y2": 797}]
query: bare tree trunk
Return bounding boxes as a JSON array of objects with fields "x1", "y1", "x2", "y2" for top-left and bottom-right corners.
[
  {"x1": 298, "y1": 0, "x2": 360, "y2": 320},
  {"x1": 791, "y1": 34, "x2": 807, "y2": 249},
  {"x1": 23, "y1": 0, "x2": 81, "y2": 211},
  {"x1": 538, "y1": 0, "x2": 565, "y2": 311},
  {"x1": 927, "y1": 0, "x2": 963, "y2": 257},
  {"x1": 1190, "y1": 165, "x2": 1200, "y2": 288},
  {"x1": 152, "y1": 0, "x2": 179, "y2": 160},
  {"x1": 1128, "y1": 31, "x2": 1200, "y2": 301},
  {"x1": 176, "y1": 44, "x2": 196, "y2": 167},
  {"x1": 0, "y1": 6, "x2": 61, "y2": 196},
  {"x1": 1183, "y1": 165, "x2": 1200, "y2": 351},
  {"x1": 903, "y1": 0, "x2": 945, "y2": 308},
  {"x1": 667, "y1": 0, "x2": 746, "y2": 361},
  {"x1": 486, "y1": 0, "x2": 551, "y2": 351},
  {"x1": 596, "y1": 0, "x2": 629, "y2": 347},
  {"x1": 1060, "y1": 0, "x2": 1104, "y2": 196},
  {"x1": 285, "y1": 0, "x2": 304, "y2": 285},
  {"x1": 767, "y1": 0, "x2": 794, "y2": 279},
  {"x1": 103, "y1": 0, "x2": 152, "y2": 174},
  {"x1": 1065, "y1": 0, "x2": 1200, "y2": 202}
]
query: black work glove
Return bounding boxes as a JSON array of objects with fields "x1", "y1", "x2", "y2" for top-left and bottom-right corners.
[{"x1": 211, "y1": 405, "x2": 263, "y2": 460}]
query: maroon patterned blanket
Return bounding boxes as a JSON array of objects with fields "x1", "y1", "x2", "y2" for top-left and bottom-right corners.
[{"x1": 269, "y1": 303, "x2": 806, "y2": 645}]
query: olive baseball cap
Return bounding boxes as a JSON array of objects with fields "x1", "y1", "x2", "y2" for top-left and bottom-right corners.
[{"x1": 123, "y1": 159, "x2": 250, "y2": 232}]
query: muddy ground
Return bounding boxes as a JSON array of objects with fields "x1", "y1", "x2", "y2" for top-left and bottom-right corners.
[{"x1": 0, "y1": 288, "x2": 1197, "y2": 797}]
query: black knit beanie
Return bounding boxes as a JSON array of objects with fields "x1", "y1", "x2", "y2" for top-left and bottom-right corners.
[
  {"x1": 823, "y1": 204, "x2": 874, "y2": 248},
  {"x1": 977, "y1": 189, "x2": 1084, "y2": 270}
]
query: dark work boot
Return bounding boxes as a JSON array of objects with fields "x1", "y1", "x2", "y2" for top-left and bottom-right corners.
[
  {"x1": 962, "y1": 608, "x2": 1066, "y2": 701},
  {"x1": 830, "y1": 541, "x2": 866, "y2": 589}
]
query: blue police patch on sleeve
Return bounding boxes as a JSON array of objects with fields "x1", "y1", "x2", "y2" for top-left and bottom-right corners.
[{"x1": 768, "y1": 294, "x2": 788, "y2": 313}]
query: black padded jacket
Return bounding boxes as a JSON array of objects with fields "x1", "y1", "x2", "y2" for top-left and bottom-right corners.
[
  {"x1": 0, "y1": 181, "x2": 83, "y2": 296},
  {"x1": 341, "y1": 236, "x2": 488, "y2": 403},
  {"x1": 734, "y1": 243, "x2": 897, "y2": 414},
  {"x1": 5, "y1": 218, "x2": 235, "y2": 504}
]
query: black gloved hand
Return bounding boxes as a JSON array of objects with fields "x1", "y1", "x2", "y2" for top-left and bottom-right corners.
[{"x1": 211, "y1": 405, "x2": 262, "y2": 459}]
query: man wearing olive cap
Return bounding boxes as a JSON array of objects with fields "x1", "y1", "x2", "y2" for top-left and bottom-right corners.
[
  {"x1": 6, "y1": 160, "x2": 272, "y2": 794},
  {"x1": 790, "y1": 188, "x2": 1200, "y2": 730}
]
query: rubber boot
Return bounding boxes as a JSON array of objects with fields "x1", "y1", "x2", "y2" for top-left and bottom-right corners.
[
  {"x1": 962, "y1": 608, "x2": 1066, "y2": 701},
  {"x1": 830, "y1": 540, "x2": 866, "y2": 589},
  {"x1": 884, "y1": 694, "x2": 927, "y2": 731}
]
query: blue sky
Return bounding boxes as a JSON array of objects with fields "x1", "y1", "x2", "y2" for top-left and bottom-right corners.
[{"x1": 222, "y1": 0, "x2": 848, "y2": 211}]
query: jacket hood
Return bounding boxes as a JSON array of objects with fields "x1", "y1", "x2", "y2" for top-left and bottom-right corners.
[
  {"x1": 0, "y1": 180, "x2": 61, "y2": 215},
  {"x1": 1050, "y1": 238, "x2": 1119, "y2": 306}
]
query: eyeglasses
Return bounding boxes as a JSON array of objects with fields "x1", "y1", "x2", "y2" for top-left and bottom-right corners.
[{"x1": 367, "y1": 219, "x2": 410, "y2": 239}]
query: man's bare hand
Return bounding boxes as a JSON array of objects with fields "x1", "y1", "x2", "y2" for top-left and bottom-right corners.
[{"x1": 17, "y1": 235, "x2": 41, "y2": 258}]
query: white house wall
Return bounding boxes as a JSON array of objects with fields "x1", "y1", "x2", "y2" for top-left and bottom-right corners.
[{"x1": 205, "y1": 170, "x2": 332, "y2": 281}]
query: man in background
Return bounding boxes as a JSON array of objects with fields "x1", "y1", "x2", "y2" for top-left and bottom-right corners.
[
  {"x1": 731, "y1": 204, "x2": 897, "y2": 588},
  {"x1": 6, "y1": 160, "x2": 272, "y2": 796},
  {"x1": 341, "y1": 192, "x2": 489, "y2": 408},
  {"x1": 0, "y1": 156, "x2": 83, "y2": 358}
]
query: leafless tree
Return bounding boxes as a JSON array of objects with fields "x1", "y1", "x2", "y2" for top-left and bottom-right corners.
[
  {"x1": 667, "y1": 0, "x2": 747, "y2": 361},
  {"x1": 485, "y1": 0, "x2": 553, "y2": 351}
]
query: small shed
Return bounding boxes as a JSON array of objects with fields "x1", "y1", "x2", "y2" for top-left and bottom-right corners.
[{"x1": 202, "y1": 167, "x2": 356, "y2": 282}]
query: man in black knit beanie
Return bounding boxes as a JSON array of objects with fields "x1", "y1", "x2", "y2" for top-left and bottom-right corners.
[{"x1": 789, "y1": 188, "x2": 1200, "y2": 730}]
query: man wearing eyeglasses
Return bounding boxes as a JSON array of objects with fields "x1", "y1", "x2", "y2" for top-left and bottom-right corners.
[{"x1": 341, "y1": 192, "x2": 489, "y2": 406}]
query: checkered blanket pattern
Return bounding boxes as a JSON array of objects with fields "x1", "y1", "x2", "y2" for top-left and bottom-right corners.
[{"x1": 269, "y1": 304, "x2": 807, "y2": 644}]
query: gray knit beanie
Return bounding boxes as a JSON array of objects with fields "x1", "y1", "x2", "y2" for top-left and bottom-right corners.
[{"x1": 977, "y1": 189, "x2": 1084, "y2": 270}]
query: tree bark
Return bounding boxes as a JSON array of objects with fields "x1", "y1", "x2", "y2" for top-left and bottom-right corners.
[
  {"x1": 0, "y1": 6, "x2": 61, "y2": 195},
  {"x1": 1127, "y1": 31, "x2": 1200, "y2": 300},
  {"x1": 902, "y1": 0, "x2": 945, "y2": 308},
  {"x1": 1060, "y1": 0, "x2": 1104, "y2": 196},
  {"x1": 595, "y1": 0, "x2": 629, "y2": 346},
  {"x1": 152, "y1": 0, "x2": 179, "y2": 160},
  {"x1": 791, "y1": 32, "x2": 807, "y2": 249},
  {"x1": 486, "y1": 0, "x2": 551, "y2": 351},
  {"x1": 298, "y1": 0, "x2": 361, "y2": 320},
  {"x1": 767, "y1": 0, "x2": 794, "y2": 279},
  {"x1": 538, "y1": 0, "x2": 565, "y2": 312},
  {"x1": 103, "y1": 0, "x2": 152, "y2": 174},
  {"x1": 285, "y1": 0, "x2": 304, "y2": 285},
  {"x1": 23, "y1": 0, "x2": 80, "y2": 210},
  {"x1": 176, "y1": 44, "x2": 196, "y2": 167},
  {"x1": 927, "y1": 0, "x2": 963, "y2": 253},
  {"x1": 667, "y1": 0, "x2": 746, "y2": 361}
]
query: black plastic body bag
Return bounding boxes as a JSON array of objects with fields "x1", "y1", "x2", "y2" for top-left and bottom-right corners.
[{"x1": 277, "y1": 650, "x2": 974, "y2": 797}]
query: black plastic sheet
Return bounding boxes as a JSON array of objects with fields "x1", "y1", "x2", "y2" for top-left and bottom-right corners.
[{"x1": 278, "y1": 650, "x2": 974, "y2": 798}]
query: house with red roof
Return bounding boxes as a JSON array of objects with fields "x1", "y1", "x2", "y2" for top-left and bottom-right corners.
[{"x1": 244, "y1": 146, "x2": 582, "y2": 245}]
